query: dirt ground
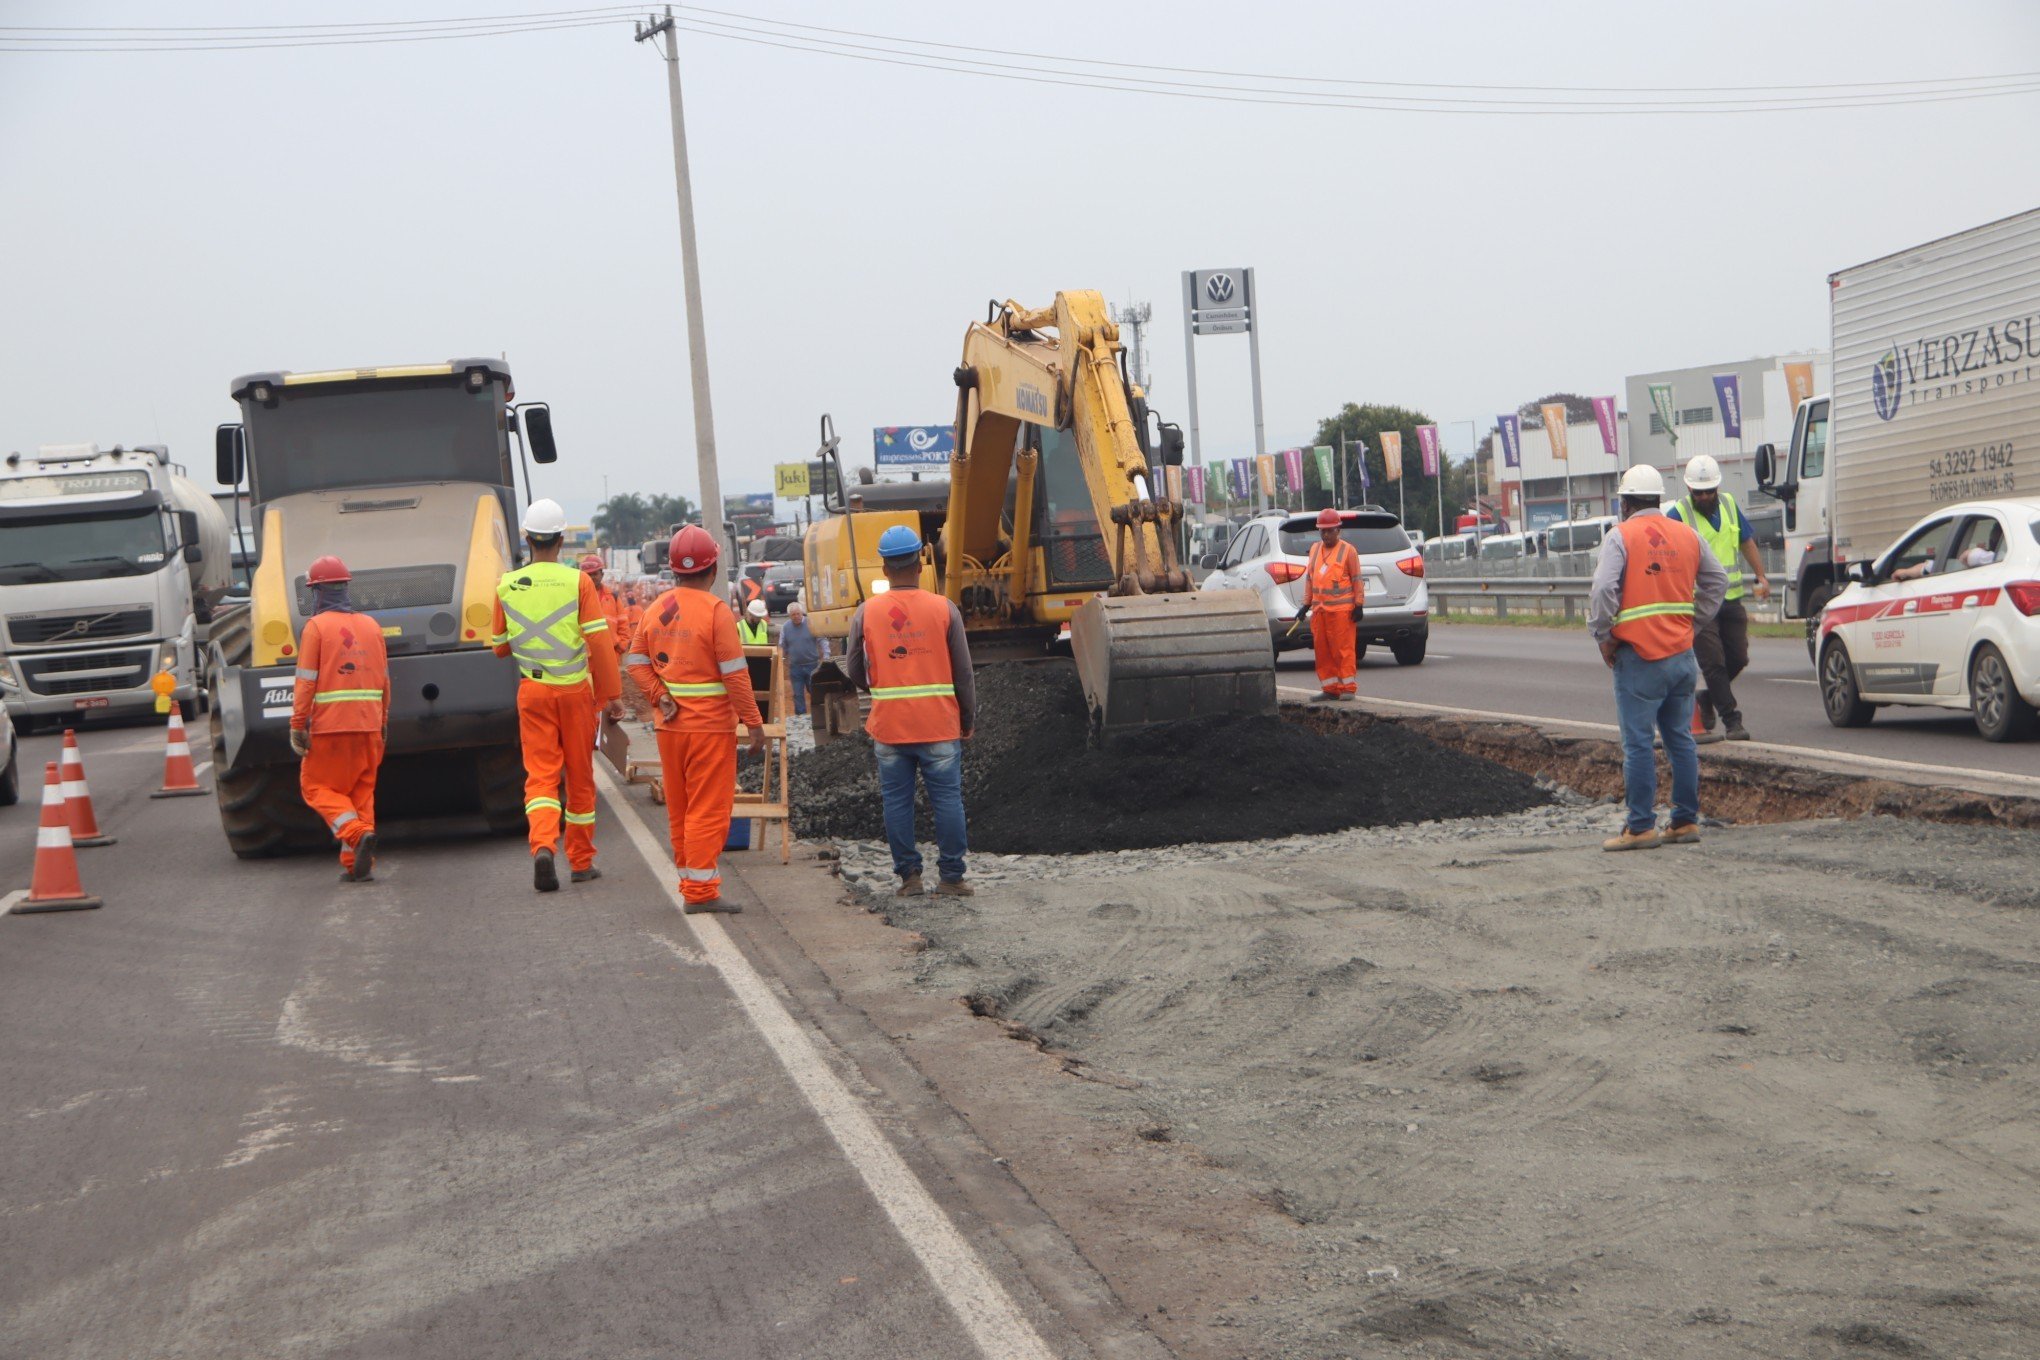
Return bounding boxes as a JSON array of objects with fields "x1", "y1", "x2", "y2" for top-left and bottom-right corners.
[
  {"x1": 791, "y1": 663, "x2": 1550, "y2": 854},
  {"x1": 818, "y1": 806, "x2": 2040, "y2": 1359}
]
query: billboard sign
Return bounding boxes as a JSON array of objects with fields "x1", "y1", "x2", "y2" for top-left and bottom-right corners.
[
  {"x1": 873, "y1": 425, "x2": 954, "y2": 468},
  {"x1": 1187, "y1": 268, "x2": 1254, "y2": 335},
  {"x1": 774, "y1": 462, "x2": 811, "y2": 497}
]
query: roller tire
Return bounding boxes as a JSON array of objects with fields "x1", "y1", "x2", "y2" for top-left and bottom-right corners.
[
  {"x1": 477, "y1": 744, "x2": 529, "y2": 837},
  {"x1": 210, "y1": 707, "x2": 326, "y2": 858}
]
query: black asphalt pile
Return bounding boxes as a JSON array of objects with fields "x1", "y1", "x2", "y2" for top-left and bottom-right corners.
[{"x1": 790, "y1": 661, "x2": 1551, "y2": 854}]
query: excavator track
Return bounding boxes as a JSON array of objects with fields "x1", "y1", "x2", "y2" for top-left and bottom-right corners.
[{"x1": 1069, "y1": 591, "x2": 1276, "y2": 735}]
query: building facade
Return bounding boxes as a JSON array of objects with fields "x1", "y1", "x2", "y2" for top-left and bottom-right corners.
[{"x1": 1624, "y1": 352, "x2": 1830, "y2": 510}]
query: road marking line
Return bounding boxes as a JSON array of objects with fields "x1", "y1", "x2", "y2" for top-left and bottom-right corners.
[
  {"x1": 1769, "y1": 678, "x2": 1818, "y2": 686},
  {"x1": 1278, "y1": 685, "x2": 2040, "y2": 794},
  {"x1": 0, "y1": 889, "x2": 26, "y2": 913},
  {"x1": 594, "y1": 763, "x2": 1055, "y2": 1360}
]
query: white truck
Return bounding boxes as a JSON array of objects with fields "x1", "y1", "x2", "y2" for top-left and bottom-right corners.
[
  {"x1": 1757, "y1": 207, "x2": 2039, "y2": 650},
  {"x1": 0, "y1": 444, "x2": 232, "y2": 730}
]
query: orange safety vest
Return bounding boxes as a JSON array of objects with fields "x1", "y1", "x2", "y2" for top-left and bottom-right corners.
[
  {"x1": 1305, "y1": 539, "x2": 1362, "y2": 612},
  {"x1": 594, "y1": 584, "x2": 628, "y2": 657},
  {"x1": 1611, "y1": 514, "x2": 1703, "y2": 661},
  {"x1": 291, "y1": 610, "x2": 390, "y2": 734},
  {"x1": 625, "y1": 587, "x2": 764, "y2": 734},
  {"x1": 861, "y1": 588, "x2": 961, "y2": 745}
]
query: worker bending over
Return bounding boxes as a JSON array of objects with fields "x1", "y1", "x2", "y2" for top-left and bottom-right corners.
[
  {"x1": 290, "y1": 555, "x2": 390, "y2": 882},
  {"x1": 739, "y1": 598, "x2": 771, "y2": 646},
  {"x1": 625, "y1": 526, "x2": 765, "y2": 913},
  {"x1": 845, "y1": 526, "x2": 976, "y2": 898},
  {"x1": 1300, "y1": 507, "x2": 1362, "y2": 701},
  {"x1": 493, "y1": 499, "x2": 623, "y2": 892}
]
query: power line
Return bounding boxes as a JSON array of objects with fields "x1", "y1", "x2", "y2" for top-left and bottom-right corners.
[
  {"x1": 0, "y1": 15, "x2": 639, "y2": 53},
  {"x1": 0, "y1": 6, "x2": 642, "y2": 35}
]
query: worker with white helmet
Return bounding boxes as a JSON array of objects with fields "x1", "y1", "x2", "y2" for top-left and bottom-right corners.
[
  {"x1": 1666, "y1": 454, "x2": 1771, "y2": 742},
  {"x1": 738, "y1": 597, "x2": 771, "y2": 647},
  {"x1": 491, "y1": 498, "x2": 624, "y2": 892},
  {"x1": 1587, "y1": 464, "x2": 1729, "y2": 852}
]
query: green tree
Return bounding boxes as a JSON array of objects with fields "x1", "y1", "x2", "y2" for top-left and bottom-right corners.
[
  {"x1": 1307, "y1": 402, "x2": 1482, "y2": 540},
  {"x1": 591, "y1": 491, "x2": 698, "y2": 550},
  {"x1": 646, "y1": 493, "x2": 696, "y2": 535}
]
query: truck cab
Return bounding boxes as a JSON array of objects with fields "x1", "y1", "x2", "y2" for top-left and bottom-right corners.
[{"x1": 1755, "y1": 392, "x2": 1835, "y2": 623}]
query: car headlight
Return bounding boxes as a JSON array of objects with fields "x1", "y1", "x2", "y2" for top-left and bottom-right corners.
[{"x1": 0, "y1": 657, "x2": 17, "y2": 689}]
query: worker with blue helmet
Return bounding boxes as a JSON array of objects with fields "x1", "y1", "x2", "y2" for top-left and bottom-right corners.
[{"x1": 844, "y1": 520, "x2": 978, "y2": 898}]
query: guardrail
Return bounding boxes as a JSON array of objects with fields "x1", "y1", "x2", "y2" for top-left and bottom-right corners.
[{"x1": 1428, "y1": 577, "x2": 1787, "y2": 625}]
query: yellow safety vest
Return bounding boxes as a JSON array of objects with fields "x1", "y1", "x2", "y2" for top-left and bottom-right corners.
[
  {"x1": 1676, "y1": 493, "x2": 1746, "y2": 601},
  {"x1": 739, "y1": 618, "x2": 770, "y2": 646},
  {"x1": 496, "y1": 560, "x2": 594, "y2": 686}
]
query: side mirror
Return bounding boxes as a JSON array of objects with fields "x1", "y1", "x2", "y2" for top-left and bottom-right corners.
[
  {"x1": 1847, "y1": 561, "x2": 1866, "y2": 582},
  {"x1": 1157, "y1": 422, "x2": 1186, "y2": 467},
  {"x1": 1753, "y1": 442, "x2": 1785, "y2": 495},
  {"x1": 215, "y1": 424, "x2": 244, "y2": 486},
  {"x1": 177, "y1": 509, "x2": 202, "y2": 563},
  {"x1": 521, "y1": 403, "x2": 558, "y2": 464},
  {"x1": 1199, "y1": 554, "x2": 1217, "y2": 570}
]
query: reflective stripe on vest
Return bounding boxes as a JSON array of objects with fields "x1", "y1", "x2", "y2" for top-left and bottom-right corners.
[
  {"x1": 665, "y1": 680, "x2": 728, "y2": 697},
  {"x1": 314, "y1": 689, "x2": 385, "y2": 703},
  {"x1": 861, "y1": 588, "x2": 962, "y2": 745},
  {"x1": 1677, "y1": 494, "x2": 1746, "y2": 600},
  {"x1": 1308, "y1": 540, "x2": 1360, "y2": 610},
  {"x1": 497, "y1": 562, "x2": 590, "y2": 686},
  {"x1": 1613, "y1": 600, "x2": 1696, "y2": 624},
  {"x1": 871, "y1": 684, "x2": 958, "y2": 700},
  {"x1": 1610, "y1": 515, "x2": 1702, "y2": 662}
]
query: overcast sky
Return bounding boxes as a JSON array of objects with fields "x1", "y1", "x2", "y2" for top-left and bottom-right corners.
[{"x1": 3, "y1": 0, "x2": 2035, "y2": 522}]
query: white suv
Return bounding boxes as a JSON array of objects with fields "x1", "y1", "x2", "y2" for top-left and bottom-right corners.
[
  {"x1": 1199, "y1": 508, "x2": 1429, "y2": 664},
  {"x1": 1816, "y1": 498, "x2": 2040, "y2": 742}
]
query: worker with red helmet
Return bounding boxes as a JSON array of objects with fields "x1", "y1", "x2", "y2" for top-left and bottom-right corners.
[
  {"x1": 624, "y1": 525, "x2": 765, "y2": 913},
  {"x1": 578, "y1": 552, "x2": 630, "y2": 733},
  {"x1": 493, "y1": 501, "x2": 624, "y2": 892},
  {"x1": 1298, "y1": 507, "x2": 1362, "y2": 701},
  {"x1": 291, "y1": 555, "x2": 391, "y2": 881}
]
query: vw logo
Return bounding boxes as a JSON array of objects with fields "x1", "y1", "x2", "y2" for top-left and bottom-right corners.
[{"x1": 1204, "y1": 273, "x2": 1235, "y2": 304}]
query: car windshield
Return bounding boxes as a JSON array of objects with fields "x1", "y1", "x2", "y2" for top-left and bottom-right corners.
[
  {"x1": 1278, "y1": 519, "x2": 1410, "y2": 556},
  {"x1": 764, "y1": 564, "x2": 803, "y2": 583},
  {"x1": 244, "y1": 380, "x2": 506, "y2": 500},
  {"x1": 1482, "y1": 538, "x2": 1525, "y2": 559},
  {"x1": 0, "y1": 508, "x2": 169, "y2": 584}
]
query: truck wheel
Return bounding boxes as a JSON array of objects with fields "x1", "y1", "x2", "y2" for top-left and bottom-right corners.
[
  {"x1": 1819, "y1": 637, "x2": 1876, "y2": 728},
  {"x1": 1970, "y1": 644, "x2": 2039, "y2": 743},
  {"x1": 1803, "y1": 585, "x2": 1835, "y2": 664},
  {"x1": 209, "y1": 708, "x2": 326, "y2": 857},
  {"x1": 1390, "y1": 636, "x2": 1426, "y2": 666},
  {"x1": 477, "y1": 746, "x2": 529, "y2": 836}
]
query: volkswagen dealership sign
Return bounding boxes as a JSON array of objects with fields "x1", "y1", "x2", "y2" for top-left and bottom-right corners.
[{"x1": 1187, "y1": 268, "x2": 1253, "y2": 335}]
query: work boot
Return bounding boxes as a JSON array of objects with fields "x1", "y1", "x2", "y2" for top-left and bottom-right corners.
[
  {"x1": 1694, "y1": 729, "x2": 1726, "y2": 746},
  {"x1": 571, "y1": 866, "x2": 602, "y2": 884},
  {"x1": 1723, "y1": 715, "x2": 1751, "y2": 741},
  {"x1": 534, "y1": 849, "x2": 559, "y2": 893},
  {"x1": 1602, "y1": 828, "x2": 1662, "y2": 852},
  {"x1": 1661, "y1": 822, "x2": 1702, "y2": 846},
  {"x1": 1312, "y1": 691, "x2": 1340, "y2": 703},
  {"x1": 1697, "y1": 692, "x2": 1718, "y2": 732},
  {"x1": 350, "y1": 833, "x2": 377, "y2": 883},
  {"x1": 934, "y1": 878, "x2": 975, "y2": 897},
  {"x1": 896, "y1": 873, "x2": 924, "y2": 897}
]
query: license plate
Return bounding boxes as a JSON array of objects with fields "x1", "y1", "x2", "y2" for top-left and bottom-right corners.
[{"x1": 72, "y1": 696, "x2": 110, "y2": 710}]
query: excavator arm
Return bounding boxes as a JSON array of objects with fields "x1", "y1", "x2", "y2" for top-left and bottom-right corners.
[{"x1": 947, "y1": 291, "x2": 1275, "y2": 733}]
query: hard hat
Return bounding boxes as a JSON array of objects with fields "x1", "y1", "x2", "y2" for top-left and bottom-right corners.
[
  {"x1": 579, "y1": 553, "x2": 605, "y2": 572},
  {"x1": 877, "y1": 525, "x2": 922, "y2": 559},
  {"x1": 1681, "y1": 454, "x2": 1723, "y2": 490},
  {"x1": 306, "y1": 555, "x2": 351, "y2": 585},
  {"x1": 1617, "y1": 464, "x2": 1666, "y2": 498},
  {"x1": 1316, "y1": 507, "x2": 1343, "y2": 529},
  {"x1": 668, "y1": 524, "x2": 718, "y2": 572},
  {"x1": 746, "y1": 599, "x2": 768, "y2": 618},
  {"x1": 522, "y1": 498, "x2": 568, "y2": 536}
]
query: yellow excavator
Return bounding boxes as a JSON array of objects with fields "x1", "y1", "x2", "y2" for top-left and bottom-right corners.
[{"x1": 803, "y1": 289, "x2": 1275, "y2": 737}]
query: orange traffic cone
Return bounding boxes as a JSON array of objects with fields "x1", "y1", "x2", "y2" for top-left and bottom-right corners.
[
  {"x1": 149, "y1": 703, "x2": 208, "y2": 798},
  {"x1": 59, "y1": 729, "x2": 114, "y2": 847},
  {"x1": 13, "y1": 761, "x2": 102, "y2": 913}
]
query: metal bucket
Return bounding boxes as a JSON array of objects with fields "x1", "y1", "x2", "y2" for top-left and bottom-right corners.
[{"x1": 1068, "y1": 591, "x2": 1276, "y2": 734}]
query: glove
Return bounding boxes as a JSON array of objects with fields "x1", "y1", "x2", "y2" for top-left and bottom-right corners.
[{"x1": 289, "y1": 727, "x2": 310, "y2": 757}]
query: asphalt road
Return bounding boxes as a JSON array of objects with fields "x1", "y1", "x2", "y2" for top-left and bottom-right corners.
[
  {"x1": 0, "y1": 720, "x2": 1090, "y2": 1360},
  {"x1": 1275, "y1": 621, "x2": 2038, "y2": 779}
]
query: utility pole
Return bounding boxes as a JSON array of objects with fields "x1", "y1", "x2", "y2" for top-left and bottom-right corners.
[{"x1": 635, "y1": 7, "x2": 726, "y2": 568}]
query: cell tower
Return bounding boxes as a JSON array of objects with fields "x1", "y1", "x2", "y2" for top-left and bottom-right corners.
[{"x1": 1114, "y1": 300, "x2": 1153, "y2": 393}]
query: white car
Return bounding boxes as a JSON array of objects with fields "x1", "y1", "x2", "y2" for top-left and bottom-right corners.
[
  {"x1": 1200, "y1": 508, "x2": 1430, "y2": 664},
  {"x1": 1816, "y1": 498, "x2": 2040, "y2": 742}
]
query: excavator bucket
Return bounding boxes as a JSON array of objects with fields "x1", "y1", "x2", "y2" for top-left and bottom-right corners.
[{"x1": 1068, "y1": 591, "x2": 1277, "y2": 735}]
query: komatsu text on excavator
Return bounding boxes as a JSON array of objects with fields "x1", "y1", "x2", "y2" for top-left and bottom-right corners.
[{"x1": 804, "y1": 290, "x2": 1276, "y2": 736}]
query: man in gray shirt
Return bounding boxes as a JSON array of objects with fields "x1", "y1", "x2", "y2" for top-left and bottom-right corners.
[{"x1": 1587, "y1": 464, "x2": 1728, "y2": 851}]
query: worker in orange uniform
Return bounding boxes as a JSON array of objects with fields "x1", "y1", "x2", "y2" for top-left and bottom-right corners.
[
  {"x1": 1296, "y1": 507, "x2": 1362, "y2": 701},
  {"x1": 624, "y1": 525, "x2": 765, "y2": 914},
  {"x1": 290, "y1": 555, "x2": 391, "y2": 882},
  {"x1": 493, "y1": 499, "x2": 624, "y2": 892},
  {"x1": 580, "y1": 553, "x2": 629, "y2": 737}
]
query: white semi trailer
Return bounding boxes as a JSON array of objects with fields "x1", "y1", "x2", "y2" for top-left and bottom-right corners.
[{"x1": 0, "y1": 444, "x2": 231, "y2": 729}]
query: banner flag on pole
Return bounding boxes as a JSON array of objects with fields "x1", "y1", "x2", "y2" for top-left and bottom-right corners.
[
  {"x1": 1161, "y1": 465, "x2": 1184, "y2": 501},
  {"x1": 1540, "y1": 404, "x2": 1570, "y2": 461},
  {"x1": 1648, "y1": 383, "x2": 1678, "y2": 446},
  {"x1": 1712, "y1": 373, "x2": 1743, "y2": 439},
  {"x1": 1783, "y1": 361, "x2": 1815, "y2": 411},
  {"x1": 1282, "y1": 447, "x2": 1305, "y2": 492},
  {"x1": 1355, "y1": 442, "x2": 1371, "y2": 494},
  {"x1": 1379, "y1": 431, "x2": 1403, "y2": 482},
  {"x1": 1312, "y1": 445, "x2": 1335, "y2": 492},
  {"x1": 1415, "y1": 425, "x2": 1440, "y2": 477},
  {"x1": 1497, "y1": 414, "x2": 1522, "y2": 469},
  {"x1": 1184, "y1": 465, "x2": 1205, "y2": 504},
  {"x1": 1591, "y1": 397, "x2": 1620, "y2": 458},
  {"x1": 1256, "y1": 454, "x2": 1277, "y2": 498}
]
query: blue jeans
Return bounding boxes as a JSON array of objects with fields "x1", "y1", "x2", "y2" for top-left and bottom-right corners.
[
  {"x1": 873, "y1": 739, "x2": 967, "y2": 882},
  {"x1": 1612, "y1": 645, "x2": 1700, "y2": 834},
  {"x1": 789, "y1": 664, "x2": 815, "y2": 716}
]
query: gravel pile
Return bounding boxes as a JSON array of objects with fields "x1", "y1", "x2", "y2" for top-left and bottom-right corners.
[{"x1": 789, "y1": 661, "x2": 1553, "y2": 854}]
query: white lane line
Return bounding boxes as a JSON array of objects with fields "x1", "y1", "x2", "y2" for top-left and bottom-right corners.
[
  {"x1": 0, "y1": 889, "x2": 27, "y2": 913},
  {"x1": 193, "y1": 761, "x2": 213, "y2": 779},
  {"x1": 1769, "y1": 678, "x2": 1818, "y2": 686},
  {"x1": 1280, "y1": 685, "x2": 2040, "y2": 795},
  {"x1": 594, "y1": 763, "x2": 1056, "y2": 1360}
]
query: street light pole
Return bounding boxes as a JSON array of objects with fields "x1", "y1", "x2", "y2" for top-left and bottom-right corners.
[{"x1": 636, "y1": 7, "x2": 727, "y2": 569}]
